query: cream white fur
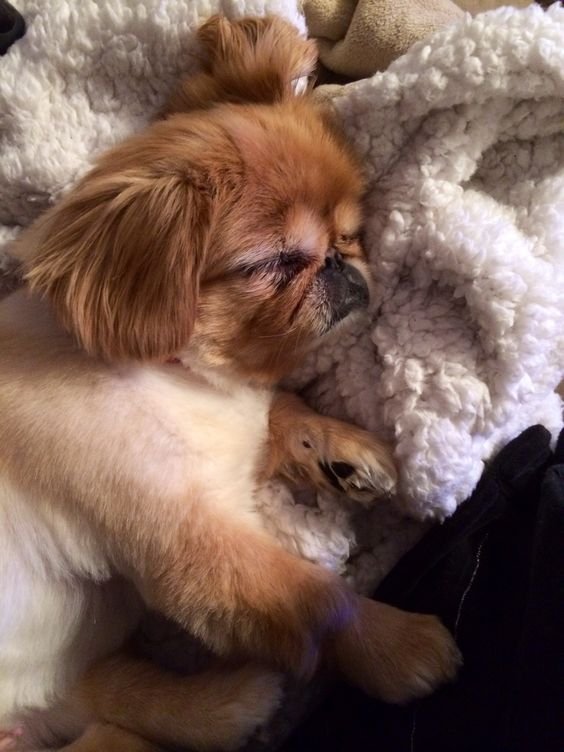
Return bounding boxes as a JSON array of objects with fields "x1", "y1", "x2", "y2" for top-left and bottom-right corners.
[{"x1": 0, "y1": 290, "x2": 273, "y2": 730}]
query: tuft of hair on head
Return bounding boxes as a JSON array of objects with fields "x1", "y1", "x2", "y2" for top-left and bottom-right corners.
[{"x1": 163, "y1": 15, "x2": 318, "y2": 115}]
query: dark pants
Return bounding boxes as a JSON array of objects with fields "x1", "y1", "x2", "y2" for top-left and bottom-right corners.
[
  {"x1": 283, "y1": 425, "x2": 564, "y2": 752},
  {"x1": 0, "y1": 1, "x2": 25, "y2": 56}
]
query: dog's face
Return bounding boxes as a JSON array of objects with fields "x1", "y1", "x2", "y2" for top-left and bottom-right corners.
[
  {"x1": 26, "y1": 17, "x2": 369, "y2": 383},
  {"x1": 189, "y1": 103, "x2": 369, "y2": 380}
]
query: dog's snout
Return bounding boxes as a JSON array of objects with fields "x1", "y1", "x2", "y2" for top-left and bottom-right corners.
[
  {"x1": 319, "y1": 258, "x2": 370, "y2": 329},
  {"x1": 341, "y1": 263, "x2": 370, "y2": 310}
]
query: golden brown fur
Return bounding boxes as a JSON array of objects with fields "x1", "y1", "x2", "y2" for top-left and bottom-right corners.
[
  {"x1": 0, "y1": 16, "x2": 461, "y2": 752},
  {"x1": 164, "y1": 15, "x2": 319, "y2": 113},
  {"x1": 26, "y1": 99, "x2": 364, "y2": 377}
]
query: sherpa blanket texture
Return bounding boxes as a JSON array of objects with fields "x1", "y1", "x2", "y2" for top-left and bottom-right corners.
[
  {"x1": 0, "y1": 2, "x2": 563, "y2": 597},
  {"x1": 303, "y1": 0, "x2": 535, "y2": 79}
]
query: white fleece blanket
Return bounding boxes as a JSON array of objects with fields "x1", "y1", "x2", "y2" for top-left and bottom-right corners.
[{"x1": 1, "y1": 1, "x2": 563, "y2": 595}]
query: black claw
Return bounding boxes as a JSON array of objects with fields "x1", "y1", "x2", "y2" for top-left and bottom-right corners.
[
  {"x1": 330, "y1": 461, "x2": 355, "y2": 479},
  {"x1": 318, "y1": 461, "x2": 344, "y2": 491}
]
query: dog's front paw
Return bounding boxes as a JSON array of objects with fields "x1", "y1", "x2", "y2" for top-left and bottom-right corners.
[
  {"x1": 335, "y1": 599, "x2": 462, "y2": 704},
  {"x1": 373, "y1": 613, "x2": 462, "y2": 704},
  {"x1": 297, "y1": 421, "x2": 398, "y2": 503}
]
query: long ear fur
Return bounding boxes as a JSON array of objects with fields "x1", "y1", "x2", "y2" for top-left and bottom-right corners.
[
  {"x1": 164, "y1": 15, "x2": 318, "y2": 115},
  {"x1": 26, "y1": 156, "x2": 213, "y2": 362}
]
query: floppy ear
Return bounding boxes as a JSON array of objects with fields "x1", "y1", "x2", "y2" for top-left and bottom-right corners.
[
  {"x1": 26, "y1": 159, "x2": 212, "y2": 362},
  {"x1": 164, "y1": 15, "x2": 318, "y2": 115}
]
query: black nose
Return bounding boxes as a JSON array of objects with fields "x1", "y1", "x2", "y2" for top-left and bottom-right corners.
[
  {"x1": 341, "y1": 263, "x2": 370, "y2": 309},
  {"x1": 319, "y1": 256, "x2": 370, "y2": 328},
  {"x1": 324, "y1": 252, "x2": 345, "y2": 271}
]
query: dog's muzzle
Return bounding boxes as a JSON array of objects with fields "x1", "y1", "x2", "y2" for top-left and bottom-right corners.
[{"x1": 320, "y1": 253, "x2": 370, "y2": 327}]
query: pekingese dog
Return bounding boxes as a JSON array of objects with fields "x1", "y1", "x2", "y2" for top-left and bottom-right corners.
[{"x1": 0, "y1": 16, "x2": 460, "y2": 752}]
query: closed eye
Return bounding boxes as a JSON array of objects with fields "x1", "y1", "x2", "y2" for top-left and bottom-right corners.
[
  {"x1": 276, "y1": 251, "x2": 309, "y2": 275},
  {"x1": 336, "y1": 231, "x2": 365, "y2": 259},
  {"x1": 338, "y1": 233, "x2": 361, "y2": 244},
  {"x1": 239, "y1": 250, "x2": 309, "y2": 285}
]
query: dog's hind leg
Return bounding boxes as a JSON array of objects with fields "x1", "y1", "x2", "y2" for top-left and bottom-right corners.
[
  {"x1": 59, "y1": 724, "x2": 160, "y2": 752},
  {"x1": 45, "y1": 655, "x2": 282, "y2": 752}
]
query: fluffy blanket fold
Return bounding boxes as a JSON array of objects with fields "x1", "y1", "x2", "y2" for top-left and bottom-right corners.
[
  {"x1": 0, "y1": 0, "x2": 563, "y2": 716},
  {"x1": 304, "y1": 0, "x2": 464, "y2": 78},
  {"x1": 302, "y1": 0, "x2": 535, "y2": 79},
  {"x1": 302, "y1": 3, "x2": 564, "y2": 524}
]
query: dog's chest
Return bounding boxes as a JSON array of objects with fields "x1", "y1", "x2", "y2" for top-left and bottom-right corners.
[{"x1": 158, "y1": 371, "x2": 273, "y2": 510}]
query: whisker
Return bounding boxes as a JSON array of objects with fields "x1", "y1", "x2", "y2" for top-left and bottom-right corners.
[{"x1": 258, "y1": 325, "x2": 300, "y2": 339}]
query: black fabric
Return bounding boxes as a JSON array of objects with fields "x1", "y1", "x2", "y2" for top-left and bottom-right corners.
[
  {"x1": 282, "y1": 425, "x2": 564, "y2": 752},
  {"x1": 0, "y1": 1, "x2": 25, "y2": 56}
]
